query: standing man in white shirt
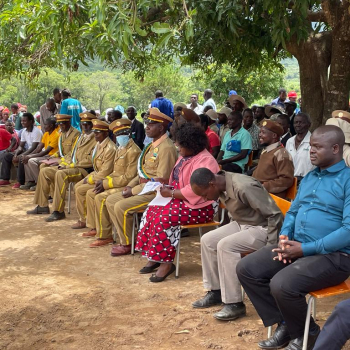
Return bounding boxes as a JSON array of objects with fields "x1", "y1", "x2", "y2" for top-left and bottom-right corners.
[
  {"x1": 285, "y1": 112, "x2": 315, "y2": 182},
  {"x1": 0, "y1": 113, "x2": 42, "y2": 188},
  {"x1": 202, "y1": 89, "x2": 217, "y2": 111},
  {"x1": 187, "y1": 93, "x2": 203, "y2": 114}
]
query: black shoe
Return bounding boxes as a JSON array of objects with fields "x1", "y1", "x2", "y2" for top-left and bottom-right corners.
[
  {"x1": 258, "y1": 323, "x2": 291, "y2": 349},
  {"x1": 181, "y1": 229, "x2": 190, "y2": 238},
  {"x1": 45, "y1": 211, "x2": 66, "y2": 222},
  {"x1": 27, "y1": 205, "x2": 50, "y2": 215},
  {"x1": 149, "y1": 264, "x2": 176, "y2": 283},
  {"x1": 139, "y1": 263, "x2": 161, "y2": 274},
  {"x1": 192, "y1": 290, "x2": 222, "y2": 308},
  {"x1": 213, "y1": 302, "x2": 246, "y2": 321},
  {"x1": 285, "y1": 325, "x2": 320, "y2": 350}
]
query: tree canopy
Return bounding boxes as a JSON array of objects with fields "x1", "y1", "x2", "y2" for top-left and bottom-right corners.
[{"x1": 1, "y1": 1, "x2": 349, "y2": 126}]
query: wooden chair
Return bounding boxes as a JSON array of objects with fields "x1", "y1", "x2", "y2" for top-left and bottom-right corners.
[{"x1": 286, "y1": 177, "x2": 298, "y2": 201}]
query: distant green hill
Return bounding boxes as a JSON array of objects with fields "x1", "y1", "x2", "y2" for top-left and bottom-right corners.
[{"x1": 282, "y1": 58, "x2": 300, "y2": 92}]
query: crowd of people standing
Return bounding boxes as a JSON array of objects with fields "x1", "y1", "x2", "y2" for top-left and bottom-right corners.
[{"x1": 1, "y1": 86, "x2": 350, "y2": 349}]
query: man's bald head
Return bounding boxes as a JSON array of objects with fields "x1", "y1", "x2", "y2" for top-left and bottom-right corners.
[{"x1": 310, "y1": 125, "x2": 345, "y2": 170}]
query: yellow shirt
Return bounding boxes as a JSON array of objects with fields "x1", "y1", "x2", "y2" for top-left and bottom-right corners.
[{"x1": 41, "y1": 129, "x2": 59, "y2": 155}]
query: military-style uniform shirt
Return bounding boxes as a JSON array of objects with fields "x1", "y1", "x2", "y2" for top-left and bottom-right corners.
[
  {"x1": 52, "y1": 126, "x2": 80, "y2": 158},
  {"x1": 86, "y1": 137, "x2": 117, "y2": 184},
  {"x1": 102, "y1": 139, "x2": 141, "y2": 190},
  {"x1": 220, "y1": 171, "x2": 284, "y2": 245},
  {"x1": 128, "y1": 134, "x2": 178, "y2": 195},
  {"x1": 253, "y1": 141, "x2": 294, "y2": 198},
  {"x1": 60, "y1": 132, "x2": 96, "y2": 169}
]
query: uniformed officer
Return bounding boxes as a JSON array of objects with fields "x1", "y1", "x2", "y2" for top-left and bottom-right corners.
[
  {"x1": 71, "y1": 119, "x2": 117, "y2": 230},
  {"x1": 106, "y1": 108, "x2": 178, "y2": 256},
  {"x1": 48, "y1": 114, "x2": 80, "y2": 163},
  {"x1": 28, "y1": 112, "x2": 97, "y2": 221},
  {"x1": 82, "y1": 118, "x2": 142, "y2": 247}
]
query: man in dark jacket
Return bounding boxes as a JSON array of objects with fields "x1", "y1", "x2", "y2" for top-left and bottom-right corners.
[{"x1": 126, "y1": 106, "x2": 145, "y2": 150}]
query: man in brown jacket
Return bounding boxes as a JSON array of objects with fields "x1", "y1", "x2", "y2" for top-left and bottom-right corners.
[
  {"x1": 82, "y1": 118, "x2": 142, "y2": 247},
  {"x1": 106, "y1": 108, "x2": 178, "y2": 256},
  {"x1": 28, "y1": 112, "x2": 97, "y2": 221},
  {"x1": 252, "y1": 119, "x2": 294, "y2": 198},
  {"x1": 190, "y1": 168, "x2": 284, "y2": 321},
  {"x1": 71, "y1": 119, "x2": 117, "y2": 231}
]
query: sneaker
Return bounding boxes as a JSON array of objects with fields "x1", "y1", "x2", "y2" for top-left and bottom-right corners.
[
  {"x1": 12, "y1": 182, "x2": 21, "y2": 189},
  {"x1": 0, "y1": 180, "x2": 10, "y2": 186},
  {"x1": 29, "y1": 185, "x2": 36, "y2": 191}
]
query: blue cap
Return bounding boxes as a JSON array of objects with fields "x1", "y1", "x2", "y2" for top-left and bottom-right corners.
[
  {"x1": 229, "y1": 90, "x2": 237, "y2": 96},
  {"x1": 114, "y1": 105, "x2": 125, "y2": 114}
]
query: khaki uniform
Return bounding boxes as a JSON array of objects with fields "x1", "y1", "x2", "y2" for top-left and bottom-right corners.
[
  {"x1": 34, "y1": 133, "x2": 96, "y2": 211},
  {"x1": 85, "y1": 139, "x2": 141, "y2": 239},
  {"x1": 74, "y1": 137, "x2": 117, "y2": 222},
  {"x1": 105, "y1": 135, "x2": 178, "y2": 245}
]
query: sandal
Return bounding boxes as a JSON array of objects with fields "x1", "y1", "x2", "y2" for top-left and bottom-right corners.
[
  {"x1": 139, "y1": 263, "x2": 160, "y2": 274},
  {"x1": 149, "y1": 264, "x2": 176, "y2": 283}
]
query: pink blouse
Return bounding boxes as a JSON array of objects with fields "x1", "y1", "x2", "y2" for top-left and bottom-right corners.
[{"x1": 169, "y1": 149, "x2": 220, "y2": 209}]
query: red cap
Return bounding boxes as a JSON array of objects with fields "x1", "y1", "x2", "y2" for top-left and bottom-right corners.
[{"x1": 288, "y1": 91, "x2": 297, "y2": 98}]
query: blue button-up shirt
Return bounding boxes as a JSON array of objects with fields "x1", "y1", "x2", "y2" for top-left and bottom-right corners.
[{"x1": 280, "y1": 160, "x2": 350, "y2": 256}]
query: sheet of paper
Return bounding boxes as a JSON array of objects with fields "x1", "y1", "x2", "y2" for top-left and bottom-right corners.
[
  {"x1": 148, "y1": 186, "x2": 172, "y2": 207},
  {"x1": 138, "y1": 181, "x2": 162, "y2": 195}
]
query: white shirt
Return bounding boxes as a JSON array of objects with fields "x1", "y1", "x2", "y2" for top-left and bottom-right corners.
[
  {"x1": 186, "y1": 103, "x2": 203, "y2": 114},
  {"x1": 285, "y1": 131, "x2": 315, "y2": 177},
  {"x1": 202, "y1": 98, "x2": 216, "y2": 111},
  {"x1": 20, "y1": 126, "x2": 43, "y2": 149}
]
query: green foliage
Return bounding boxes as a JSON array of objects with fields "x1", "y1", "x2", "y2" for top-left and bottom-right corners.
[
  {"x1": 0, "y1": 0, "x2": 318, "y2": 79},
  {"x1": 0, "y1": 59, "x2": 294, "y2": 113}
]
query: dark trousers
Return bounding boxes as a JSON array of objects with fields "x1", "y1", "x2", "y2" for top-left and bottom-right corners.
[
  {"x1": 222, "y1": 163, "x2": 242, "y2": 173},
  {"x1": 0, "y1": 152, "x2": 25, "y2": 184},
  {"x1": 313, "y1": 298, "x2": 350, "y2": 350},
  {"x1": 236, "y1": 245, "x2": 350, "y2": 339}
]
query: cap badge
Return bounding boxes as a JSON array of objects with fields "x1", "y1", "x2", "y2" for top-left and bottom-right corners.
[
  {"x1": 339, "y1": 112, "x2": 344, "y2": 118},
  {"x1": 116, "y1": 121, "x2": 121, "y2": 126},
  {"x1": 262, "y1": 121, "x2": 267, "y2": 126}
]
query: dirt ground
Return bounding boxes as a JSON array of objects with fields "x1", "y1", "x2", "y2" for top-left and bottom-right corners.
[{"x1": 0, "y1": 188, "x2": 349, "y2": 350}]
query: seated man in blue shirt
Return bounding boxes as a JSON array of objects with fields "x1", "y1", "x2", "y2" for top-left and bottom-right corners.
[
  {"x1": 237, "y1": 125, "x2": 350, "y2": 350},
  {"x1": 217, "y1": 111, "x2": 252, "y2": 173}
]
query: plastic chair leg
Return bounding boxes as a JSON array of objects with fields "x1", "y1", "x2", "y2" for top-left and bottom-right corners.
[
  {"x1": 302, "y1": 296, "x2": 315, "y2": 350},
  {"x1": 241, "y1": 286, "x2": 245, "y2": 301},
  {"x1": 175, "y1": 239, "x2": 181, "y2": 279}
]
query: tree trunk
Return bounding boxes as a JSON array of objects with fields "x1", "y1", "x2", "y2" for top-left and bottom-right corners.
[
  {"x1": 323, "y1": 2, "x2": 350, "y2": 123},
  {"x1": 287, "y1": 32, "x2": 331, "y2": 130}
]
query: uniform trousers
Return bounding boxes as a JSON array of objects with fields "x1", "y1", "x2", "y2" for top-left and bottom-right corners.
[
  {"x1": 201, "y1": 221, "x2": 268, "y2": 304},
  {"x1": 313, "y1": 298, "x2": 350, "y2": 350},
  {"x1": 74, "y1": 180, "x2": 94, "y2": 222},
  {"x1": 24, "y1": 156, "x2": 50, "y2": 182},
  {"x1": 105, "y1": 192, "x2": 155, "y2": 245},
  {"x1": 237, "y1": 245, "x2": 350, "y2": 339},
  {"x1": 34, "y1": 166, "x2": 87, "y2": 211},
  {"x1": 85, "y1": 187, "x2": 123, "y2": 240}
]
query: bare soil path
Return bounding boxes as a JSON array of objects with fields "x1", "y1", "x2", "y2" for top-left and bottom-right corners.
[{"x1": 0, "y1": 189, "x2": 349, "y2": 349}]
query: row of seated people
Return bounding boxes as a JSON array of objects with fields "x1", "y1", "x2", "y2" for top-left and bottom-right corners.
[{"x1": 7, "y1": 106, "x2": 350, "y2": 349}]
